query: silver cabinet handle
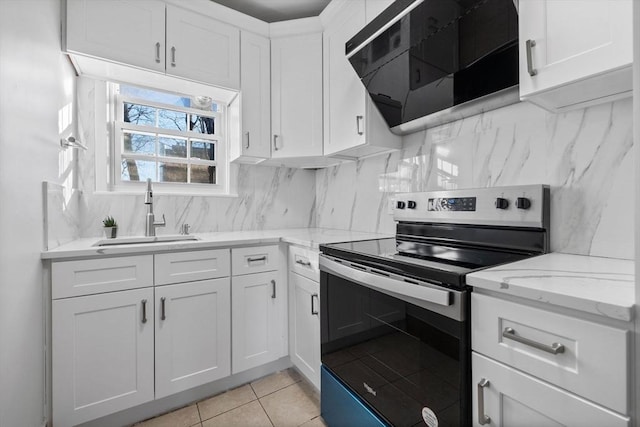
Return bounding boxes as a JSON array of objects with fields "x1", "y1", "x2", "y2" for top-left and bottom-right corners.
[
  {"x1": 271, "y1": 280, "x2": 276, "y2": 299},
  {"x1": 155, "y1": 42, "x2": 161, "y2": 63},
  {"x1": 161, "y1": 297, "x2": 166, "y2": 320},
  {"x1": 356, "y1": 115, "x2": 364, "y2": 136},
  {"x1": 247, "y1": 256, "x2": 266, "y2": 263},
  {"x1": 273, "y1": 134, "x2": 279, "y2": 151},
  {"x1": 502, "y1": 327, "x2": 565, "y2": 354},
  {"x1": 245, "y1": 131, "x2": 250, "y2": 150},
  {"x1": 526, "y1": 39, "x2": 537, "y2": 76},
  {"x1": 295, "y1": 258, "x2": 311, "y2": 267},
  {"x1": 141, "y1": 299, "x2": 148, "y2": 324},
  {"x1": 477, "y1": 378, "x2": 491, "y2": 425},
  {"x1": 170, "y1": 46, "x2": 176, "y2": 67},
  {"x1": 311, "y1": 293, "x2": 319, "y2": 315}
]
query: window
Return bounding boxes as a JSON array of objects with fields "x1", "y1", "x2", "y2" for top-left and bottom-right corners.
[{"x1": 108, "y1": 83, "x2": 229, "y2": 193}]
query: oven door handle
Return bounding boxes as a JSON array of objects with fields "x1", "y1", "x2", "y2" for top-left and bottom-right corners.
[{"x1": 319, "y1": 255, "x2": 452, "y2": 306}]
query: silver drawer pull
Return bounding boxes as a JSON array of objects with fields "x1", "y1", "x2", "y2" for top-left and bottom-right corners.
[
  {"x1": 154, "y1": 42, "x2": 161, "y2": 63},
  {"x1": 502, "y1": 327, "x2": 565, "y2": 354},
  {"x1": 247, "y1": 256, "x2": 267, "y2": 263},
  {"x1": 141, "y1": 299, "x2": 148, "y2": 324},
  {"x1": 526, "y1": 39, "x2": 537, "y2": 76},
  {"x1": 271, "y1": 280, "x2": 276, "y2": 299},
  {"x1": 295, "y1": 259, "x2": 311, "y2": 267},
  {"x1": 477, "y1": 378, "x2": 491, "y2": 425},
  {"x1": 311, "y1": 293, "x2": 319, "y2": 315},
  {"x1": 161, "y1": 297, "x2": 166, "y2": 321}
]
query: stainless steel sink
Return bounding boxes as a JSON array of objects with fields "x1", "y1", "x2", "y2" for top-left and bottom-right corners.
[{"x1": 92, "y1": 235, "x2": 199, "y2": 247}]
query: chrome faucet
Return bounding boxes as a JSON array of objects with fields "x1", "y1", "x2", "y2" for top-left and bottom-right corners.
[{"x1": 144, "y1": 178, "x2": 166, "y2": 236}]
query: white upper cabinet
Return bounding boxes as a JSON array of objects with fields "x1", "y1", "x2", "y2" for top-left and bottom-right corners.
[
  {"x1": 233, "y1": 31, "x2": 271, "y2": 163},
  {"x1": 166, "y1": 5, "x2": 239, "y2": 89},
  {"x1": 518, "y1": 0, "x2": 632, "y2": 112},
  {"x1": 321, "y1": 0, "x2": 401, "y2": 158},
  {"x1": 66, "y1": 0, "x2": 240, "y2": 89},
  {"x1": 271, "y1": 32, "x2": 324, "y2": 158},
  {"x1": 66, "y1": 0, "x2": 166, "y2": 73}
]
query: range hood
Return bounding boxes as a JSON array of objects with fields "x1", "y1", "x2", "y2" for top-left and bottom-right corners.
[{"x1": 346, "y1": 0, "x2": 520, "y2": 135}]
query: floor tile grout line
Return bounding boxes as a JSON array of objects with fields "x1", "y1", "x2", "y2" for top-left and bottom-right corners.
[
  {"x1": 197, "y1": 392, "x2": 259, "y2": 423},
  {"x1": 257, "y1": 395, "x2": 276, "y2": 427}
]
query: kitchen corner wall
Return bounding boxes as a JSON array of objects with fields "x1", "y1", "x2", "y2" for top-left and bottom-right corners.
[
  {"x1": 74, "y1": 77, "x2": 316, "y2": 237},
  {"x1": 316, "y1": 98, "x2": 635, "y2": 260}
]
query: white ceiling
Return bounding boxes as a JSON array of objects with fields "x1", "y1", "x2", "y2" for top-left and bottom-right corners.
[{"x1": 210, "y1": 0, "x2": 332, "y2": 23}]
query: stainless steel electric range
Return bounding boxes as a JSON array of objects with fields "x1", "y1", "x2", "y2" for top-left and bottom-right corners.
[{"x1": 319, "y1": 185, "x2": 550, "y2": 427}]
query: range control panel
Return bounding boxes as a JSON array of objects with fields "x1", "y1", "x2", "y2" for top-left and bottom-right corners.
[
  {"x1": 393, "y1": 185, "x2": 549, "y2": 228},
  {"x1": 428, "y1": 197, "x2": 476, "y2": 211}
]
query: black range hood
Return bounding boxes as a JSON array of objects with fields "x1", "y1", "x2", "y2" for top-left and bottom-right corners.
[{"x1": 346, "y1": 0, "x2": 520, "y2": 134}]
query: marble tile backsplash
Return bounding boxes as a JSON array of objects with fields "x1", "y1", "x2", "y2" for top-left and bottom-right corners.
[
  {"x1": 316, "y1": 99, "x2": 634, "y2": 259},
  {"x1": 53, "y1": 76, "x2": 633, "y2": 259}
]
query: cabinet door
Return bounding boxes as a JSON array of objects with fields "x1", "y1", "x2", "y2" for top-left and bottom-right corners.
[
  {"x1": 238, "y1": 31, "x2": 271, "y2": 160},
  {"x1": 472, "y1": 353, "x2": 630, "y2": 427},
  {"x1": 166, "y1": 5, "x2": 240, "y2": 89},
  {"x1": 519, "y1": 0, "x2": 632, "y2": 108},
  {"x1": 289, "y1": 272, "x2": 320, "y2": 389},
  {"x1": 232, "y1": 271, "x2": 285, "y2": 373},
  {"x1": 323, "y1": 1, "x2": 367, "y2": 156},
  {"x1": 155, "y1": 278, "x2": 231, "y2": 398},
  {"x1": 66, "y1": 0, "x2": 166, "y2": 73},
  {"x1": 271, "y1": 33, "x2": 323, "y2": 158},
  {"x1": 52, "y1": 288, "x2": 154, "y2": 427}
]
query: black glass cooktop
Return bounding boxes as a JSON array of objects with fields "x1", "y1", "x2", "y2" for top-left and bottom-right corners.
[{"x1": 321, "y1": 234, "x2": 543, "y2": 290}]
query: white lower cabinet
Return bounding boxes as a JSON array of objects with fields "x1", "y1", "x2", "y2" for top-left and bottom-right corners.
[
  {"x1": 289, "y1": 271, "x2": 320, "y2": 389},
  {"x1": 288, "y1": 245, "x2": 320, "y2": 389},
  {"x1": 155, "y1": 278, "x2": 231, "y2": 399},
  {"x1": 231, "y1": 270, "x2": 285, "y2": 373},
  {"x1": 471, "y1": 292, "x2": 631, "y2": 427},
  {"x1": 52, "y1": 287, "x2": 155, "y2": 427},
  {"x1": 472, "y1": 353, "x2": 629, "y2": 427}
]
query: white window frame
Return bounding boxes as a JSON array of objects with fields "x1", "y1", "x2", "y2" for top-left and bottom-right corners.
[{"x1": 103, "y1": 83, "x2": 231, "y2": 196}]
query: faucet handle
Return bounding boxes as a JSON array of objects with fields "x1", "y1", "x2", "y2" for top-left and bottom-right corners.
[{"x1": 154, "y1": 214, "x2": 166, "y2": 227}]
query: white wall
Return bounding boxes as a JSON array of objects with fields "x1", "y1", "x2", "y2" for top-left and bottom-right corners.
[
  {"x1": 633, "y1": 1, "x2": 639, "y2": 423},
  {"x1": 0, "y1": 1, "x2": 76, "y2": 425}
]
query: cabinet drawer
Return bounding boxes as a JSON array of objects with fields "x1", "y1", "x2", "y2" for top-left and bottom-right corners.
[
  {"x1": 155, "y1": 249, "x2": 230, "y2": 285},
  {"x1": 52, "y1": 255, "x2": 153, "y2": 299},
  {"x1": 289, "y1": 245, "x2": 319, "y2": 282},
  {"x1": 472, "y1": 352, "x2": 629, "y2": 427},
  {"x1": 231, "y1": 245, "x2": 280, "y2": 276},
  {"x1": 472, "y1": 293, "x2": 629, "y2": 414}
]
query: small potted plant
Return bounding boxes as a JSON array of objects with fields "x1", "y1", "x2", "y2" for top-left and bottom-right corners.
[{"x1": 103, "y1": 216, "x2": 118, "y2": 239}]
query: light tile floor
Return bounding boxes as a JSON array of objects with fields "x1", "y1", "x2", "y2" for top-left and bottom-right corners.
[{"x1": 134, "y1": 369, "x2": 327, "y2": 427}]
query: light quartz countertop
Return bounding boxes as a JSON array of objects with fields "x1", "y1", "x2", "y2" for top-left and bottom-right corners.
[
  {"x1": 467, "y1": 253, "x2": 635, "y2": 322},
  {"x1": 41, "y1": 228, "x2": 392, "y2": 260}
]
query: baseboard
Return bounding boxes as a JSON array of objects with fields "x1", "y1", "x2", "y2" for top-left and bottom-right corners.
[{"x1": 77, "y1": 357, "x2": 292, "y2": 427}]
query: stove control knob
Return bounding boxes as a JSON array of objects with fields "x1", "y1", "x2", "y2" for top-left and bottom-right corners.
[
  {"x1": 407, "y1": 201, "x2": 417, "y2": 209},
  {"x1": 495, "y1": 197, "x2": 509, "y2": 210},
  {"x1": 516, "y1": 197, "x2": 531, "y2": 210},
  {"x1": 396, "y1": 201, "x2": 406, "y2": 209}
]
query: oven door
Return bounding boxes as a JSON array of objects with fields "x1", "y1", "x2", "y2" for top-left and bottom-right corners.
[{"x1": 319, "y1": 255, "x2": 470, "y2": 427}]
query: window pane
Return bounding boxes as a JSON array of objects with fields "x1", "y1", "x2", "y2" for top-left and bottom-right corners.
[
  {"x1": 191, "y1": 164, "x2": 216, "y2": 184},
  {"x1": 159, "y1": 162, "x2": 188, "y2": 183},
  {"x1": 158, "y1": 109, "x2": 187, "y2": 131},
  {"x1": 191, "y1": 139, "x2": 215, "y2": 161},
  {"x1": 159, "y1": 136, "x2": 187, "y2": 158},
  {"x1": 123, "y1": 132, "x2": 155, "y2": 155},
  {"x1": 124, "y1": 103, "x2": 156, "y2": 126},
  {"x1": 190, "y1": 115, "x2": 215, "y2": 134},
  {"x1": 121, "y1": 159, "x2": 155, "y2": 182}
]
